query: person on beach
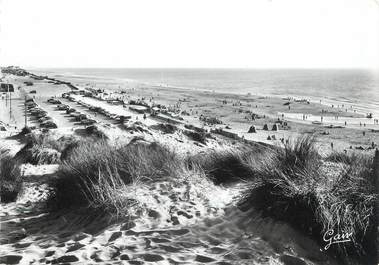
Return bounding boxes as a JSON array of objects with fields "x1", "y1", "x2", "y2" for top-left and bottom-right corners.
[{"x1": 331, "y1": 142, "x2": 334, "y2": 149}]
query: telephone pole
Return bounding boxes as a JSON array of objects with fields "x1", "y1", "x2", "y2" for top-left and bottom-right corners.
[
  {"x1": 24, "y1": 95, "x2": 27, "y2": 128},
  {"x1": 9, "y1": 85, "x2": 12, "y2": 121}
]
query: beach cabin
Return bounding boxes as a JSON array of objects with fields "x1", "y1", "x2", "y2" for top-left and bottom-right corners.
[{"x1": 151, "y1": 106, "x2": 161, "y2": 116}]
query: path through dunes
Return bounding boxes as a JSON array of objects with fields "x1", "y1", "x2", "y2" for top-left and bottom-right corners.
[{"x1": 0, "y1": 164, "x2": 337, "y2": 265}]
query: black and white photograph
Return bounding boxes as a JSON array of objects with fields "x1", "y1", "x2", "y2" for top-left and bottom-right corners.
[{"x1": 0, "y1": 0, "x2": 378, "y2": 264}]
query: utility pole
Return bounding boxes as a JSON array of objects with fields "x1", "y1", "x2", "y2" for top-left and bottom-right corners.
[
  {"x1": 5, "y1": 84, "x2": 8, "y2": 107},
  {"x1": 24, "y1": 95, "x2": 27, "y2": 128},
  {"x1": 9, "y1": 85, "x2": 12, "y2": 121}
]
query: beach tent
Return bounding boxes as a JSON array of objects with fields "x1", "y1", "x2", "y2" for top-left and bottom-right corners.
[{"x1": 248, "y1": 125, "x2": 256, "y2": 133}]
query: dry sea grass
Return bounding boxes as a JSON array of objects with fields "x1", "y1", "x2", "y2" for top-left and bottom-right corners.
[{"x1": 238, "y1": 135, "x2": 377, "y2": 264}]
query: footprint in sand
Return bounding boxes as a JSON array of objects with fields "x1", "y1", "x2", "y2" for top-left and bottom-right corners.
[
  {"x1": 195, "y1": 254, "x2": 217, "y2": 263},
  {"x1": 140, "y1": 253, "x2": 165, "y2": 262},
  {"x1": 51, "y1": 255, "x2": 79, "y2": 263},
  {"x1": 66, "y1": 242, "x2": 85, "y2": 252}
]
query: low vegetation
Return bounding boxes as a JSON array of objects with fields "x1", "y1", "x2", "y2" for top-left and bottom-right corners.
[
  {"x1": 47, "y1": 139, "x2": 184, "y2": 215},
  {"x1": 183, "y1": 130, "x2": 210, "y2": 145},
  {"x1": 4, "y1": 128, "x2": 375, "y2": 263},
  {"x1": 74, "y1": 125, "x2": 108, "y2": 140},
  {"x1": 238, "y1": 136, "x2": 377, "y2": 264},
  {"x1": 14, "y1": 133, "x2": 77, "y2": 165},
  {"x1": 0, "y1": 150, "x2": 22, "y2": 203},
  {"x1": 150, "y1": 123, "x2": 178, "y2": 134}
]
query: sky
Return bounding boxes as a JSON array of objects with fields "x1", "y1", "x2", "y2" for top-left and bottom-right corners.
[{"x1": 0, "y1": 0, "x2": 378, "y2": 69}]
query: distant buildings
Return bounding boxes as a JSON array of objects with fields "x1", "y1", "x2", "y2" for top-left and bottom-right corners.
[{"x1": 1, "y1": 66, "x2": 28, "y2": 76}]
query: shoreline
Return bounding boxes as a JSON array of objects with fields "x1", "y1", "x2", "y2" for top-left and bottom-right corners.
[
  {"x1": 1, "y1": 68, "x2": 379, "y2": 154},
  {"x1": 1, "y1": 67, "x2": 377, "y2": 265},
  {"x1": 27, "y1": 68, "x2": 379, "y2": 120}
]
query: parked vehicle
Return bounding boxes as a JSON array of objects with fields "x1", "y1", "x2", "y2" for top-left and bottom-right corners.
[
  {"x1": 38, "y1": 116, "x2": 52, "y2": 123},
  {"x1": 40, "y1": 120, "x2": 57, "y2": 129},
  {"x1": 47, "y1": 98, "x2": 61, "y2": 104},
  {"x1": 57, "y1": 104, "x2": 70, "y2": 110},
  {"x1": 81, "y1": 119, "x2": 97, "y2": 125},
  {"x1": 36, "y1": 112, "x2": 48, "y2": 118},
  {"x1": 75, "y1": 114, "x2": 87, "y2": 121},
  {"x1": 66, "y1": 108, "x2": 76, "y2": 114}
]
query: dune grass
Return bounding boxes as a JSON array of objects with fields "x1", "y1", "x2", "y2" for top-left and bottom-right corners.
[
  {"x1": 188, "y1": 144, "x2": 268, "y2": 184},
  {"x1": 149, "y1": 123, "x2": 178, "y2": 134},
  {"x1": 42, "y1": 131, "x2": 376, "y2": 263},
  {"x1": 47, "y1": 139, "x2": 184, "y2": 215},
  {"x1": 0, "y1": 150, "x2": 22, "y2": 203},
  {"x1": 14, "y1": 133, "x2": 77, "y2": 165},
  {"x1": 238, "y1": 135, "x2": 377, "y2": 264},
  {"x1": 183, "y1": 130, "x2": 210, "y2": 144}
]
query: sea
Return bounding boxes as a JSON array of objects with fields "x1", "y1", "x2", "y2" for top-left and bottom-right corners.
[{"x1": 29, "y1": 68, "x2": 379, "y2": 117}]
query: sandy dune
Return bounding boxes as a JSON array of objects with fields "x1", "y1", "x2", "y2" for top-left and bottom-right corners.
[
  {"x1": 0, "y1": 73, "x2": 370, "y2": 264},
  {"x1": 0, "y1": 159, "x2": 337, "y2": 265}
]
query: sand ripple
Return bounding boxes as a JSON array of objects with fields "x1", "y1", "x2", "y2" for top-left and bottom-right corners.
[{"x1": 0, "y1": 165, "x2": 336, "y2": 265}]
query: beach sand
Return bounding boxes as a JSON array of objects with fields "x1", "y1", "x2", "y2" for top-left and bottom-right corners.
[{"x1": 0, "y1": 72, "x2": 375, "y2": 264}]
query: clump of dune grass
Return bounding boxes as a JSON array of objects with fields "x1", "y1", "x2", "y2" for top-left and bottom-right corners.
[
  {"x1": 150, "y1": 123, "x2": 178, "y2": 134},
  {"x1": 47, "y1": 139, "x2": 184, "y2": 215},
  {"x1": 239, "y1": 135, "x2": 377, "y2": 264},
  {"x1": 317, "y1": 154, "x2": 377, "y2": 263},
  {"x1": 19, "y1": 126, "x2": 32, "y2": 136},
  {"x1": 14, "y1": 133, "x2": 77, "y2": 165},
  {"x1": 0, "y1": 150, "x2": 22, "y2": 203},
  {"x1": 183, "y1": 130, "x2": 210, "y2": 144},
  {"x1": 74, "y1": 125, "x2": 109, "y2": 140},
  {"x1": 188, "y1": 145, "x2": 267, "y2": 184}
]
